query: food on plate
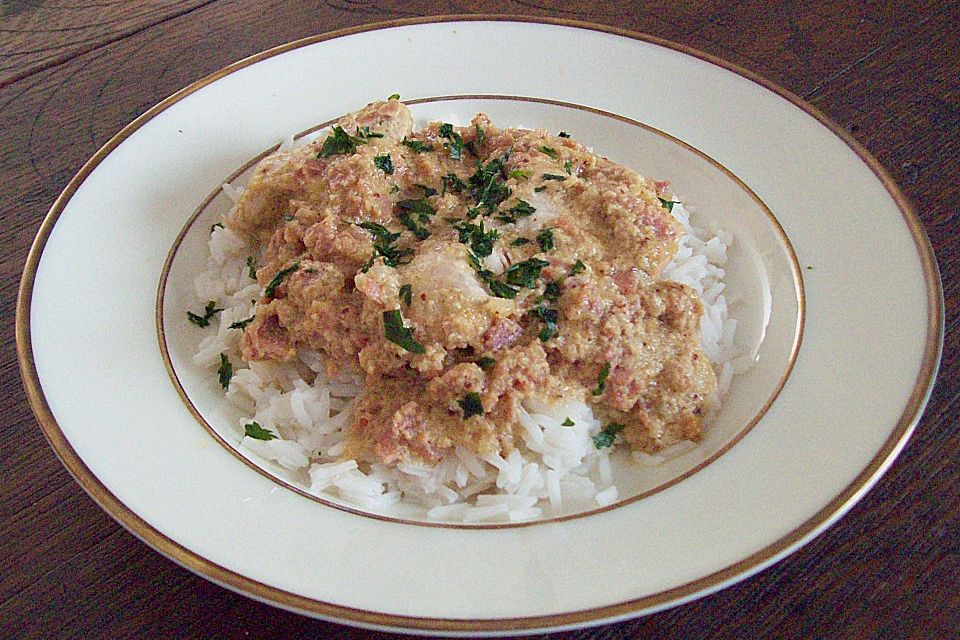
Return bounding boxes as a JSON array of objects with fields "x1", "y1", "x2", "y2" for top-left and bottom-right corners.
[{"x1": 189, "y1": 98, "x2": 736, "y2": 521}]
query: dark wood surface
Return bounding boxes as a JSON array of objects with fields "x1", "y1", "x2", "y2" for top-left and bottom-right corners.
[{"x1": 2, "y1": 2, "x2": 957, "y2": 638}]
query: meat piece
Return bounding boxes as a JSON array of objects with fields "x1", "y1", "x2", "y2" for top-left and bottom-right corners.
[{"x1": 481, "y1": 316, "x2": 523, "y2": 351}]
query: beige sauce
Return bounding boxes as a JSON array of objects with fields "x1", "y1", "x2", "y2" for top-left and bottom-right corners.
[{"x1": 226, "y1": 100, "x2": 716, "y2": 465}]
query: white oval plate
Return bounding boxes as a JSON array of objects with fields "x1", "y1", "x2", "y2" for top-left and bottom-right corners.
[{"x1": 18, "y1": 18, "x2": 942, "y2": 635}]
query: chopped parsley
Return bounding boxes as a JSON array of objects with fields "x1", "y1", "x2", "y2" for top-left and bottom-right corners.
[
  {"x1": 562, "y1": 417, "x2": 575, "y2": 426},
  {"x1": 658, "y1": 197, "x2": 677, "y2": 212},
  {"x1": 540, "y1": 145, "x2": 558, "y2": 159},
  {"x1": 442, "y1": 173, "x2": 468, "y2": 195},
  {"x1": 508, "y1": 169, "x2": 531, "y2": 180},
  {"x1": 229, "y1": 315, "x2": 255, "y2": 330},
  {"x1": 534, "y1": 185, "x2": 547, "y2": 193},
  {"x1": 510, "y1": 237, "x2": 531, "y2": 246},
  {"x1": 374, "y1": 154, "x2": 394, "y2": 174},
  {"x1": 466, "y1": 250, "x2": 519, "y2": 299},
  {"x1": 317, "y1": 125, "x2": 370, "y2": 158},
  {"x1": 387, "y1": 93, "x2": 400, "y2": 100},
  {"x1": 564, "y1": 160, "x2": 572, "y2": 175},
  {"x1": 217, "y1": 354, "x2": 233, "y2": 389},
  {"x1": 187, "y1": 300, "x2": 222, "y2": 328},
  {"x1": 537, "y1": 227, "x2": 555, "y2": 252},
  {"x1": 454, "y1": 220, "x2": 499, "y2": 258},
  {"x1": 244, "y1": 421, "x2": 277, "y2": 441},
  {"x1": 397, "y1": 197, "x2": 436, "y2": 217},
  {"x1": 592, "y1": 362, "x2": 611, "y2": 396},
  {"x1": 383, "y1": 309, "x2": 425, "y2": 354},
  {"x1": 543, "y1": 280, "x2": 563, "y2": 302},
  {"x1": 476, "y1": 356, "x2": 496, "y2": 370},
  {"x1": 467, "y1": 123, "x2": 486, "y2": 155},
  {"x1": 592, "y1": 423, "x2": 625, "y2": 449},
  {"x1": 245, "y1": 256, "x2": 257, "y2": 280},
  {"x1": 458, "y1": 392, "x2": 484, "y2": 419},
  {"x1": 570, "y1": 259, "x2": 586, "y2": 276},
  {"x1": 468, "y1": 152, "x2": 512, "y2": 213},
  {"x1": 438, "y1": 123, "x2": 465, "y2": 160},
  {"x1": 496, "y1": 199, "x2": 536, "y2": 224},
  {"x1": 357, "y1": 223, "x2": 412, "y2": 270},
  {"x1": 399, "y1": 284, "x2": 412, "y2": 306},
  {"x1": 402, "y1": 138, "x2": 433, "y2": 153},
  {"x1": 504, "y1": 257, "x2": 550, "y2": 289},
  {"x1": 530, "y1": 304, "x2": 559, "y2": 342},
  {"x1": 264, "y1": 262, "x2": 300, "y2": 298},
  {"x1": 542, "y1": 173, "x2": 567, "y2": 181},
  {"x1": 558, "y1": 131, "x2": 570, "y2": 138},
  {"x1": 399, "y1": 211, "x2": 431, "y2": 240}
]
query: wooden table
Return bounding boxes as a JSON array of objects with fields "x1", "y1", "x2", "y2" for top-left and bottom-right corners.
[{"x1": 3, "y1": 3, "x2": 956, "y2": 638}]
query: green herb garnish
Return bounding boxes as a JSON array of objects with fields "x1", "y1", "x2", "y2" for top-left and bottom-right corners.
[
  {"x1": 540, "y1": 145, "x2": 558, "y2": 159},
  {"x1": 504, "y1": 257, "x2": 550, "y2": 289},
  {"x1": 264, "y1": 262, "x2": 300, "y2": 298},
  {"x1": 469, "y1": 152, "x2": 513, "y2": 213},
  {"x1": 458, "y1": 392, "x2": 484, "y2": 419},
  {"x1": 466, "y1": 249, "x2": 519, "y2": 299},
  {"x1": 357, "y1": 223, "x2": 412, "y2": 270},
  {"x1": 217, "y1": 353, "x2": 233, "y2": 389},
  {"x1": 187, "y1": 300, "x2": 222, "y2": 328},
  {"x1": 229, "y1": 315, "x2": 255, "y2": 330},
  {"x1": 399, "y1": 284, "x2": 412, "y2": 306},
  {"x1": 570, "y1": 259, "x2": 586, "y2": 276},
  {"x1": 562, "y1": 417, "x2": 575, "y2": 426},
  {"x1": 558, "y1": 131, "x2": 570, "y2": 138},
  {"x1": 397, "y1": 198, "x2": 436, "y2": 217},
  {"x1": 658, "y1": 197, "x2": 677, "y2": 212},
  {"x1": 402, "y1": 138, "x2": 434, "y2": 153},
  {"x1": 508, "y1": 169, "x2": 530, "y2": 181},
  {"x1": 530, "y1": 304, "x2": 559, "y2": 342},
  {"x1": 534, "y1": 185, "x2": 547, "y2": 193},
  {"x1": 245, "y1": 256, "x2": 257, "y2": 280},
  {"x1": 592, "y1": 362, "x2": 611, "y2": 396},
  {"x1": 510, "y1": 237, "x2": 530, "y2": 246},
  {"x1": 454, "y1": 220, "x2": 500, "y2": 258},
  {"x1": 592, "y1": 423, "x2": 625, "y2": 449},
  {"x1": 537, "y1": 227, "x2": 555, "y2": 252},
  {"x1": 438, "y1": 123, "x2": 465, "y2": 160},
  {"x1": 399, "y1": 211, "x2": 430, "y2": 240},
  {"x1": 541, "y1": 173, "x2": 567, "y2": 181},
  {"x1": 374, "y1": 154, "x2": 394, "y2": 174},
  {"x1": 476, "y1": 357, "x2": 496, "y2": 370},
  {"x1": 495, "y1": 199, "x2": 536, "y2": 224},
  {"x1": 383, "y1": 309, "x2": 425, "y2": 354},
  {"x1": 442, "y1": 173, "x2": 468, "y2": 195},
  {"x1": 244, "y1": 421, "x2": 277, "y2": 441},
  {"x1": 564, "y1": 160, "x2": 572, "y2": 175},
  {"x1": 318, "y1": 125, "x2": 369, "y2": 157},
  {"x1": 388, "y1": 93, "x2": 400, "y2": 100},
  {"x1": 543, "y1": 280, "x2": 563, "y2": 302}
]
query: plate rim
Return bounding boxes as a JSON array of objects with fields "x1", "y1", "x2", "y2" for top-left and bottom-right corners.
[{"x1": 15, "y1": 15, "x2": 944, "y2": 634}]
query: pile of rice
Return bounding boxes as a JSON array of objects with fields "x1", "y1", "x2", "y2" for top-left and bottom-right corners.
[{"x1": 191, "y1": 172, "x2": 738, "y2": 524}]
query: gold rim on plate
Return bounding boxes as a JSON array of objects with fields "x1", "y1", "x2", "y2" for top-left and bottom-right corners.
[{"x1": 16, "y1": 16, "x2": 943, "y2": 633}]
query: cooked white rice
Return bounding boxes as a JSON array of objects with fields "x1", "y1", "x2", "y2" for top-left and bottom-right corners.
[{"x1": 191, "y1": 183, "x2": 737, "y2": 523}]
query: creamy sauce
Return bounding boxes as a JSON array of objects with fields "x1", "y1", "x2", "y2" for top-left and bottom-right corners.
[{"x1": 226, "y1": 100, "x2": 716, "y2": 465}]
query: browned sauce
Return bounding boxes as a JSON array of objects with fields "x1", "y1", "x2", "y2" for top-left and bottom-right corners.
[{"x1": 225, "y1": 100, "x2": 716, "y2": 465}]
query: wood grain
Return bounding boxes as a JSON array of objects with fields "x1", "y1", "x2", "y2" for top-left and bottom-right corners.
[
  {"x1": 0, "y1": 0, "x2": 219, "y2": 86},
  {"x1": 1, "y1": 1, "x2": 956, "y2": 638}
]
